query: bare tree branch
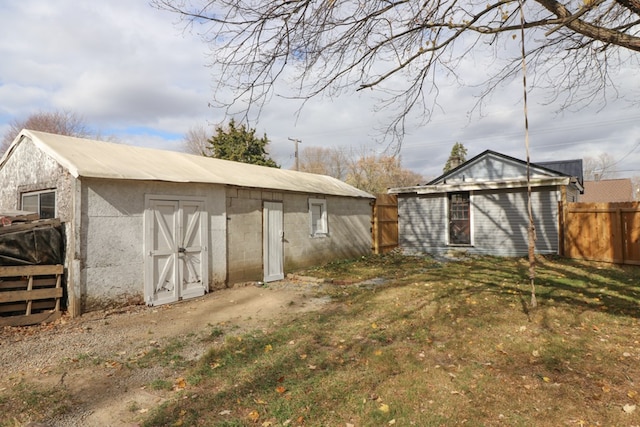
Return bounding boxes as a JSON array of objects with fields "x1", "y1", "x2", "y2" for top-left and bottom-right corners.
[{"x1": 152, "y1": 0, "x2": 640, "y2": 148}]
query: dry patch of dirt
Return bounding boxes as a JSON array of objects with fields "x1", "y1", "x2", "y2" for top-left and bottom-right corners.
[{"x1": 0, "y1": 278, "x2": 331, "y2": 427}]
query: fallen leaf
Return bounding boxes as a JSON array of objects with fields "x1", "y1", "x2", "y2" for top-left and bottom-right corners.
[
  {"x1": 308, "y1": 364, "x2": 317, "y2": 370},
  {"x1": 276, "y1": 386, "x2": 287, "y2": 394},
  {"x1": 388, "y1": 420, "x2": 396, "y2": 425},
  {"x1": 254, "y1": 398, "x2": 267, "y2": 405},
  {"x1": 299, "y1": 354, "x2": 307, "y2": 360},
  {"x1": 265, "y1": 344, "x2": 273, "y2": 353},
  {"x1": 623, "y1": 404, "x2": 636, "y2": 413},
  {"x1": 379, "y1": 403, "x2": 390, "y2": 413},
  {"x1": 374, "y1": 350, "x2": 383, "y2": 356},
  {"x1": 371, "y1": 322, "x2": 378, "y2": 329},
  {"x1": 628, "y1": 390, "x2": 638, "y2": 398},
  {"x1": 219, "y1": 409, "x2": 232, "y2": 415},
  {"x1": 174, "y1": 377, "x2": 186, "y2": 391},
  {"x1": 262, "y1": 421, "x2": 274, "y2": 427},
  {"x1": 247, "y1": 410, "x2": 260, "y2": 422},
  {"x1": 277, "y1": 376, "x2": 285, "y2": 383},
  {"x1": 542, "y1": 377, "x2": 551, "y2": 383},
  {"x1": 296, "y1": 415, "x2": 305, "y2": 424}
]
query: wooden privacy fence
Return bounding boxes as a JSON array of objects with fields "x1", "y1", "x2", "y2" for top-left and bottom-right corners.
[
  {"x1": 560, "y1": 202, "x2": 640, "y2": 265},
  {"x1": 0, "y1": 264, "x2": 64, "y2": 327},
  {"x1": 372, "y1": 194, "x2": 398, "y2": 254}
]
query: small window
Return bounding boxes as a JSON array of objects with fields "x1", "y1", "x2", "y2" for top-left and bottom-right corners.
[
  {"x1": 21, "y1": 190, "x2": 56, "y2": 219},
  {"x1": 309, "y1": 198, "x2": 328, "y2": 237},
  {"x1": 448, "y1": 192, "x2": 470, "y2": 245}
]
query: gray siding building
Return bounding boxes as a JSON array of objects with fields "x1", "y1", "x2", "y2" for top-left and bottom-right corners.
[{"x1": 389, "y1": 150, "x2": 582, "y2": 257}]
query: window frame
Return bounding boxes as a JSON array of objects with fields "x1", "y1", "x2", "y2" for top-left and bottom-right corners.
[
  {"x1": 308, "y1": 198, "x2": 328, "y2": 237},
  {"x1": 447, "y1": 191, "x2": 472, "y2": 246},
  {"x1": 21, "y1": 189, "x2": 56, "y2": 219}
]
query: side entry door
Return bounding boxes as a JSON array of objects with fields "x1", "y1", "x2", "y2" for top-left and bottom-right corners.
[
  {"x1": 263, "y1": 201, "x2": 284, "y2": 282},
  {"x1": 145, "y1": 197, "x2": 208, "y2": 306}
]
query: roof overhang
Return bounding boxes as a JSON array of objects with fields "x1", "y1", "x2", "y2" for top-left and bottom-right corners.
[{"x1": 388, "y1": 177, "x2": 572, "y2": 195}]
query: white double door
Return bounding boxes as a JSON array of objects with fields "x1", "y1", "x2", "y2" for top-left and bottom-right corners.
[{"x1": 145, "y1": 197, "x2": 208, "y2": 306}]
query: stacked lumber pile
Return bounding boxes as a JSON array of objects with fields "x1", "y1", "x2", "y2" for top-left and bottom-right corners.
[{"x1": 0, "y1": 211, "x2": 64, "y2": 326}]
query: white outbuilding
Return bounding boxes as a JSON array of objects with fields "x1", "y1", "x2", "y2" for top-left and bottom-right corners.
[{"x1": 0, "y1": 130, "x2": 374, "y2": 316}]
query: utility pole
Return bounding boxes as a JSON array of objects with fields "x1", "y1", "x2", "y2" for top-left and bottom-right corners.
[{"x1": 288, "y1": 137, "x2": 302, "y2": 171}]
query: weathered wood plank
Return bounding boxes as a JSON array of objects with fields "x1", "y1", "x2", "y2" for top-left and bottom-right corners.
[
  {"x1": 0, "y1": 287, "x2": 63, "y2": 304},
  {"x1": 0, "y1": 278, "x2": 58, "y2": 290},
  {"x1": 0, "y1": 300, "x2": 56, "y2": 314},
  {"x1": 0, "y1": 311, "x2": 61, "y2": 327},
  {"x1": 0, "y1": 265, "x2": 63, "y2": 278},
  {"x1": 0, "y1": 218, "x2": 61, "y2": 235}
]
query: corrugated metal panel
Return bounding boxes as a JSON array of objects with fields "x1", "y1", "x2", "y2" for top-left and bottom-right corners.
[{"x1": 5, "y1": 130, "x2": 373, "y2": 199}]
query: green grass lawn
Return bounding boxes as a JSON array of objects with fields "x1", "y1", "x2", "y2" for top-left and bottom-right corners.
[{"x1": 142, "y1": 254, "x2": 640, "y2": 427}]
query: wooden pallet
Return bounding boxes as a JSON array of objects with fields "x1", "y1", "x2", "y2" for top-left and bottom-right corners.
[{"x1": 0, "y1": 264, "x2": 64, "y2": 327}]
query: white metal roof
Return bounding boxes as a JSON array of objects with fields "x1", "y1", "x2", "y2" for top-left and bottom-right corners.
[{"x1": 4, "y1": 130, "x2": 374, "y2": 199}]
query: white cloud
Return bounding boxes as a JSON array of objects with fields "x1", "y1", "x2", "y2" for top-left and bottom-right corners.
[{"x1": 0, "y1": 0, "x2": 638, "y2": 178}]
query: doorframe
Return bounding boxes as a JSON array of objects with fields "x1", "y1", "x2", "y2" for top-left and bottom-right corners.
[
  {"x1": 263, "y1": 200, "x2": 284, "y2": 282},
  {"x1": 144, "y1": 194, "x2": 209, "y2": 306}
]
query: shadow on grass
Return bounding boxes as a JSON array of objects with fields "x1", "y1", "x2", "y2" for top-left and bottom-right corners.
[
  {"x1": 142, "y1": 253, "x2": 640, "y2": 426},
  {"x1": 416, "y1": 255, "x2": 640, "y2": 320}
]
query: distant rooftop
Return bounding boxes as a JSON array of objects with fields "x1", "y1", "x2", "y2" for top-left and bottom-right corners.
[
  {"x1": 536, "y1": 159, "x2": 583, "y2": 187},
  {"x1": 580, "y1": 179, "x2": 634, "y2": 203}
]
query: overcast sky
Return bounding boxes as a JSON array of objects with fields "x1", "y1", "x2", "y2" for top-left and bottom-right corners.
[{"x1": 1, "y1": 0, "x2": 639, "y2": 180}]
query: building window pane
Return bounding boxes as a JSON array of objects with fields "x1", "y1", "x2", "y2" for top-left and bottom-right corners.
[
  {"x1": 308, "y1": 198, "x2": 328, "y2": 237},
  {"x1": 22, "y1": 194, "x2": 39, "y2": 213},
  {"x1": 39, "y1": 192, "x2": 56, "y2": 219},
  {"x1": 21, "y1": 190, "x2": 56, "y2": 219},
  {"x1": 448, "y1": 192, "x2": 470, "y2": 245}
]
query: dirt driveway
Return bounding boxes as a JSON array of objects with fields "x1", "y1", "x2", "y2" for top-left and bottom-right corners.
[{"x1": 0, "y1": 278, "x2": 331, "y2": 427}]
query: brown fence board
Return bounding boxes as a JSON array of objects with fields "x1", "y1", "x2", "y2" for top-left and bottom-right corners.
[
  {"x1": 372, "y1": 194, "x2": 399, "y2": 254},
  {"x1": 561, "y1": 202, "x2": 640, "y2": 265}
]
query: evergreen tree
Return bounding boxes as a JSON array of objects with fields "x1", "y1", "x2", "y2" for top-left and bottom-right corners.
[
  {"x1": 206, "y1": 119, "x2": 279, "y2": 168},
  {"x1": 443, "y1": 142, "x2": 468, "y2": 173}
]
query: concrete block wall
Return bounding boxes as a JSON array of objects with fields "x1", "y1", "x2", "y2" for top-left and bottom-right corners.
[
  {"x1": 226, "y1": 187, "x2": 282, "y2": 283},
  {"x1": 282, "y1": 194, "x2": 373, "y2": 270},
  {"x1": 225, "y1": 187, "x2": 373, "y2": 284},
  {"x1": 81, "y1": 179, "x2": 227, "y2": 311}
]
